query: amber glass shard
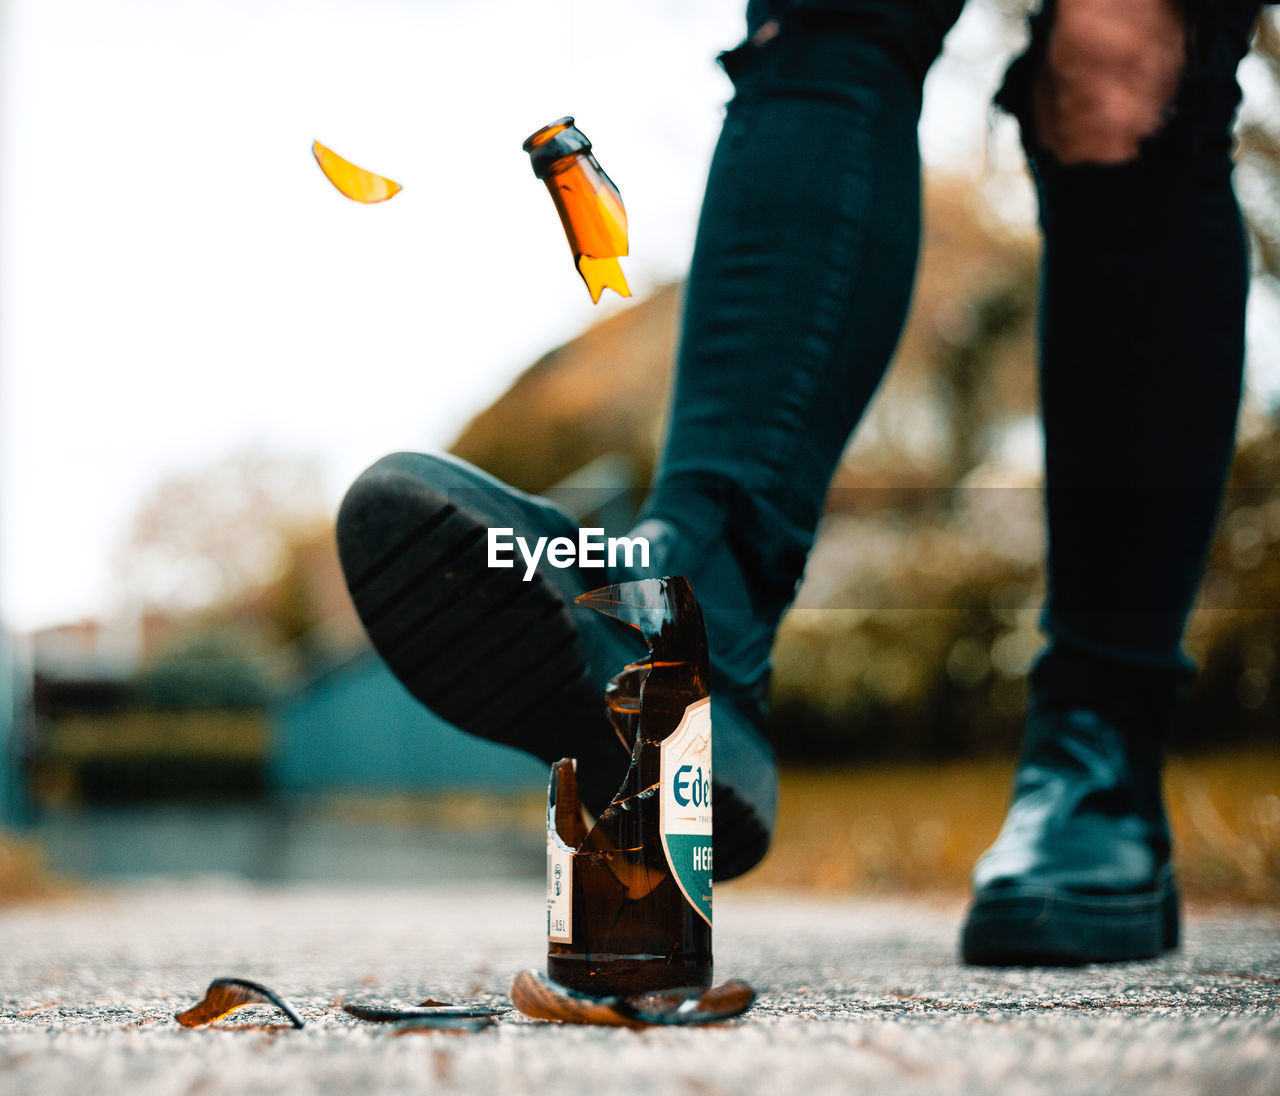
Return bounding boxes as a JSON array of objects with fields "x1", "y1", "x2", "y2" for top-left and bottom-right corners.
[
  {"x1": 510, "y1": 970, "x2": 638, "y2": 1028},
  {"x1": 620, "y1": 980, "x2": 756, "y2": 1026},
  {"x1": 576, "y1": 257, "x2": 631, "y2": 304},
  {"x1": 510, "y1": 970, "x2": 755, "y2": 1027},
  {"x1": 343, "y1": 1002, "x2": 507, "y2": 1022},
  {"x1": 312, "y1": 140, "x2": 402, "y2": 203},
  {"x1": 549, "y1": 758, "x2": 589, "y2": 851},
  {"x1": 523, "y1": 117, "x2": 630, "y2": 303},
  {"x1": 175, "y1": 978, "x2": 305, "y2": 1029}
]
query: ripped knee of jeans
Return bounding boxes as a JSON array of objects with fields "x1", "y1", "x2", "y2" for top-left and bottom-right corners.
[{"x1": 995, "y1": 0, "x2": 1256, "y2": 171}]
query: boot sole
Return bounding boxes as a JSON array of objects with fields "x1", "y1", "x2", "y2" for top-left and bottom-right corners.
[
  {"x1": 336, "y1": 451, "x2": 772, "y2": 880},
  {"x1": 961, "y1": 866, "x2": 1180, "y2": 966}
]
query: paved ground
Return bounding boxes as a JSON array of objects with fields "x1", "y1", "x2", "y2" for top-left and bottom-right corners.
[{"x1": 2, "y1": 882, "x2": 1278, "y2": 1095}]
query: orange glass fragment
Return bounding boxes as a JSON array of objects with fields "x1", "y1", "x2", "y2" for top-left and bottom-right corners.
[
  {"x1": 576, "y1": 257, "x2": 630, "y2": 305},
  {"x1": 312, "y1": 140, "x2": 402, "y2": 204},
  {"x1": 510, "y1": 970, "x2": 755, "y2": 1028},
  {"x1": 510, "y1": 969, "x2": 639, "y2": 1028},
  {"x1": 175, "y1": 978, "x2": 305, "y2": 1029},
  {"x1": 523, "y1": 117, "x2": 631, "y2": 303}
]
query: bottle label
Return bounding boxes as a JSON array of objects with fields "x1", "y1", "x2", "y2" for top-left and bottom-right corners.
[
  {"x1": 659, "y1": 696, "x2": 713, "y2": 926},
  {"x1": 546, "y1": 831, "x2": 573, "y2": 944}
]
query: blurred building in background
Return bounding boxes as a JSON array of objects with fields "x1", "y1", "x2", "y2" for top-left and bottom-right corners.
[
  {"x1": 271, "y1": 652, "x2": 544, "y2": 795},
  {"x1": 1, "y1": 626, "x2": 34, "y2": 828}
]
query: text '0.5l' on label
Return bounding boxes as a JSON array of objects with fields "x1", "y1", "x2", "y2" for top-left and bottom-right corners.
[
  {"x1": 547, "y1": 831, "x2": 573, "y2": 944},
  {"x1": 659, "y1": 696, "x2": 712, "y2": 926}
]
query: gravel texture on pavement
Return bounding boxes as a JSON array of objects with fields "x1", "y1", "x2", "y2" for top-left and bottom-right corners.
[{"x1": 2, "y1": 881, "x2": 1277, "y2": 1095}]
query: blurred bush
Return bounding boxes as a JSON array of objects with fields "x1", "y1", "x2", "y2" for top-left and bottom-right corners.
[
  {"x1": 770, "y1": 486, "x2": 1045, "y2": 761},
  {"x1": 768, "y1": 425, "x2": 1280, "y2": 761},
  {"x1": 1179, "y1": 429, "x2": 1280, "y2": 750}
]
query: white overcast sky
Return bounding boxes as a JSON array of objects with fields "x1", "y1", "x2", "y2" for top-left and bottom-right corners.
[{"x1": 0, "y1": 0, "x2": 1273, "y2": 633}]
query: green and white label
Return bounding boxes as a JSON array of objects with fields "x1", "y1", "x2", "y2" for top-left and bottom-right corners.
[
  {"x1": 546, "y1": 831, "x2": 573, "y2": 944},
  {"x1": 659, "y1": 696, "x2": 712, "y2": 926}
]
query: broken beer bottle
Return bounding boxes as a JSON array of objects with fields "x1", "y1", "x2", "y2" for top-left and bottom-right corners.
[
  {"x1": 522, "y1": 116, "x2": 631, "y2": 304},
  {"x1": 545, "y1": 577, "x2": 712, "y2": 995}
]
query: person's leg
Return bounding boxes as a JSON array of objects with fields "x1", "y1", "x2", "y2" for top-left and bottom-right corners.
[
  {"x1": 963, "y1": 0, "x2": 1260, "y2": 965},
  {"x1": 635, "y1": 0, "x2": 966, "y2": 729},
  {"x1": 630, "y1": 0, "x2": 966, "y2": 873}
]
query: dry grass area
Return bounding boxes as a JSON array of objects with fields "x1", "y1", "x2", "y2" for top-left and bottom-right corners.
[
  {"x1": 320, "y1": 752, "x2": 1280, "y2": 905},
  {"x1": 375, "y1": 749, "x2": 1280, "y2": 907},
  {"x1": 0, "y1": 832, "x2": 71, "y2": 907},
  {"x1": 728, "y1": 750, "x2": 1280, "y2": 906},
  {"x1": 2, "y1": 752, "x2": 1274, "y2": 909}
]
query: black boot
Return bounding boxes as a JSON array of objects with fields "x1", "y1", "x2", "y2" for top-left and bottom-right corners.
[
  {"x1": 336, "y1": 450, "x2": 776, "y2": 879},
  {"x1": 961, "y1": 0, "x2": 1258, "y2": 967},
  {"x1": 961, "y1": 701, "x2": 1179, "y2": 966}
]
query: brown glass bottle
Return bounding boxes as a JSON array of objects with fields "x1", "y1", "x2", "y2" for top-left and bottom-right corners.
[
  {"x1": 522, "y1": 116, "x2": 630, "y2": 303},
  {"x1": 545, "y1": 577, "x2": 712, "y2": 995}
]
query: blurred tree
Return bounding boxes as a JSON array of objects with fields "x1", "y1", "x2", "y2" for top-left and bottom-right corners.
[
  {"x1": 115, "y1": 448, "x2": 328, "y2": 615},
  {"x1": 1180, "y1": 416, "x2": 1280, "y2": 750},
  {"x1": 935, "y1": 278, "x2": 1038, "y2": 486}
]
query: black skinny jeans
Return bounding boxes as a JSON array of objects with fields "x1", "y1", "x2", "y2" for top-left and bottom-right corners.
[{"x1": 639, "y1": 0, "x2": 1260, "y2": 730}]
